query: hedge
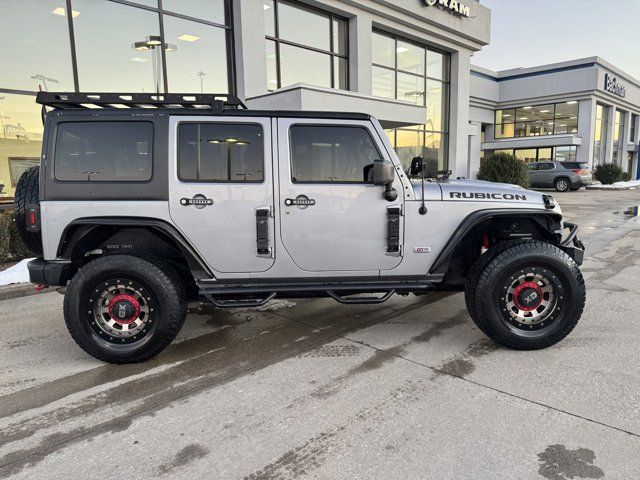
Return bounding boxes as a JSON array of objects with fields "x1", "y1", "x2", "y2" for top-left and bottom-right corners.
[{"x1": 0, "y1": 208, "x2": 31, "y2": 263}]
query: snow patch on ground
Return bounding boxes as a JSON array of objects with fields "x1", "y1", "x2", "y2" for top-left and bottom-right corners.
[
  {"x1": 587, "y1": 180, "x2": 640, "y2": 190},
  {"x1": 0, "y1": 258, "x2": 35, "y2": 286}
]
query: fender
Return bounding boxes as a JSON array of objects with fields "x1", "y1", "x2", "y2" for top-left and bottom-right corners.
[
  {"x1": 429, "y1": 208, "x2": 563, "y2": 276},
  {"x1": 58, "y1": 217, "x2": 214, "y2": 279}
]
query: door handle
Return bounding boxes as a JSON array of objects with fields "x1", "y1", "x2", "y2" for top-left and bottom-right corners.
[
  {"x1": 180, "y1": 195, "x2": 213, "y2": 208},
  {"x1": 284, "y1": 195, "x2": 315, "y2": 208}
]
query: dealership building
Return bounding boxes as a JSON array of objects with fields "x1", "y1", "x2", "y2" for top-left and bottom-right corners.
[{"x1": 0, "y1": 0, "x2": 638, "y2": 198}]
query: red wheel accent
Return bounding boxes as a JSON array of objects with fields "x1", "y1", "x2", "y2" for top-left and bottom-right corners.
[
  {"x1": 108, "y1": 294, "x2": 141, "y2": 324},
  {"x1": 512, "y1": 281, "x2": 543, "y2": 311}
]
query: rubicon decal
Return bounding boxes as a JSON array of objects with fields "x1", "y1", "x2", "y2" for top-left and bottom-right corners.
[{"x1": 449, "y1": 192, "x2": 528, "y2": 201}]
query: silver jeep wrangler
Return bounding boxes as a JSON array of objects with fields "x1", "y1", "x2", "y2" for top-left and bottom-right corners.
[{"x1": 15, "y1": 92, "x2": 586, "y2": 364}]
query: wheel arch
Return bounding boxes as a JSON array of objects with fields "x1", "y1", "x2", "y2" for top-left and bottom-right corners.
[
  {"x1": 57, "y1": 217, "x2": 213, "y2": 281},
  {"x1": 429, "y1": 209, "x2": 563, "y2": 282}
]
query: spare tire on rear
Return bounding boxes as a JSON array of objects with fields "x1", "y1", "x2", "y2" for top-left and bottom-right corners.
[{"x1": 14, "y1": 165, "x2": 43, "y2": 255}]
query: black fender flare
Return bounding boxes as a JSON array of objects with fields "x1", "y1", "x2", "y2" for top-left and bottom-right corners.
[
  {"x1": 58, "y1": 217, "x2": 214, "y2": 279},
  {"x1": 428, "y1": 208, "x2": 563, "y2": 276}
]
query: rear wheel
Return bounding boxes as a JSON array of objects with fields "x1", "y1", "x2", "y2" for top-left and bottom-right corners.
[
  {"x1": 64, "y1": 255, "x2": 187, "y2": 363},
  {"x1": 554, "y1": 177, "x2": 570, "y2": 192},
  {"x1": 467, "y1": 241, "x2": 585, "y2": 350}
]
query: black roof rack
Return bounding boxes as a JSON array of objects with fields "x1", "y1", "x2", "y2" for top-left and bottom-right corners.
[{"x1": 36, "y1": 92, "x2": 247, "y2": 113}]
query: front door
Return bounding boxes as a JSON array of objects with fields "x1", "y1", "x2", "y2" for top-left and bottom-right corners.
[
  {"x1": 277, "y1": 119, "x2": 404, "y2": 272},
  {"x1": 168, "y1": 116, "x2": 275, "y2": 274}
]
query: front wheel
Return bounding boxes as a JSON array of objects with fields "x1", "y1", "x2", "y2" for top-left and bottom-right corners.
[
  {"x1": 64, "y1": 255, "x2": 187, "y2": 363},
  {"x1": 466, "y1": 241, "x2": 585, "y2": 350}
]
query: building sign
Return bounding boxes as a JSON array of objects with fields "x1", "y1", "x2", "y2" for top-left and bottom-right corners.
[
  {"x1": 604, "y1": 73, "x2": 626, "y2": 98},
  {"x1": 424, "y1": 0, "x2": 471, "y2": 18}
]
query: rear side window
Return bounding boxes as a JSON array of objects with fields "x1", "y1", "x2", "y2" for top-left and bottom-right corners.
[
  {"x1": 55, "y1": 122, "x2": 153, "y2": 181},
  {"x1": 289, "y1": 126, "x2": 381, "y2": 183},
  {"x1": 178, "y1": 123, "x2": 264, "y2": 182},
  {"x1": 562, "y1": 162, "x2": 589, "y2": 170},
  {"x1": 538, "y1": 163, "x2": 555, "y2": 171}
]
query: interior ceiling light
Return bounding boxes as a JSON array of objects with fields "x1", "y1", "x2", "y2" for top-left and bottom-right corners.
[
  {"x1": 52, "y1": 7, "x2": 80, "y2": 17},
  {"x1": 178, "y1": 34, "x2": 200, "y2": 42},
  {"x1": 522, "y1": 106, "x2": 532, "y2": 110},
  {"x1": 264, "y1": 3, "x2": 271, "y2": 10},
  {"x1": 540, "y1": 110, "x2": 550, "y2": 113},
  {"x1": 567, "y1": 101, "x2": 578, "y2": 105},
  {"x1": 131, "y1": 57, "x2": 149, "y2": 63}
]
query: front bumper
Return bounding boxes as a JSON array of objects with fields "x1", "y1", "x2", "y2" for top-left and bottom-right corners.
[
  {"x1": 559, "y1": 222, "x2": 585, "y2": 265},
  {"x1": 28, "y1": 258, "x2": 73, "y2": 286}
]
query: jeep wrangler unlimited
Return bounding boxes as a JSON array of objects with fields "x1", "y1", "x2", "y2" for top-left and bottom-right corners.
[{"x1": 15, "y1": 92, "x2": 586, "y2": 364}]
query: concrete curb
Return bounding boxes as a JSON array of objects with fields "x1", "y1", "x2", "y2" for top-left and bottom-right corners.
[
  {"x1": 585, "y1": 185, "x2": 639, "y2": 191},
  {"x1": 0, "y1": 283, "x2": 55, "y2": 301}
]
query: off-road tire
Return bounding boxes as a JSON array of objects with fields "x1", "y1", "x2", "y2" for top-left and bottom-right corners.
[
  {"x1": 13, "y1": 165, "x2": 43, "y2": 255},
  {"x1": 64, "y1": 255, "x2": 187, "y2": 363},
  {"x1": 465, "y1": 240, "x2": 527, "y2": 333},
  {"x1": 467, "y1": 241, "x2": 585, "y2": 350},
  {"x1": 554, "y1": 177, "x2": 571, "y2": 192}
]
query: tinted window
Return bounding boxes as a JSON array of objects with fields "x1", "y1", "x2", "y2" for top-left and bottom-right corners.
[
  {"x1": 55, "y1": 122, "x2": 153, "y2": 181},
  {"x1": 290, "y1": 126, "x2": 381, "y2": 183},
  {"x1": 178, "y1": 123, "x2": 264, "y2": 182},
  {"x1": 562, "y1": 162, "x2": 589, "y2": 170},
  {"x1": 538, "y1": 163, "x2": 555, "y2": 171},
  {"x1": 527, "y1": 164, "x2": 539, "y2": 170}
]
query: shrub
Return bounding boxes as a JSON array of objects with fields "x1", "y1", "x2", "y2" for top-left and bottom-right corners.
[
  {"x1": 594, "y1": 163, "x2": 625, "y2": 185},
  {"x1": 0, "y1": 209, "x2": 31, "y2": 262},
  {"x1": 621, "y1": 172, "x2": 632, "y2": 182},
  {"x1": 477, "y1": 152, "x2": 530, "y2": 188}
]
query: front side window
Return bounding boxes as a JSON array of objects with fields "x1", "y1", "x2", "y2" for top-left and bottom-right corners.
[
  {"x1": 264, "y1": 0, "x2": 348, "y2": 91},
  {"x1": 178, "y1": 123, "x2": 264, "y2": 182},
  {"x1": 290, "y1": 126, "x2": 380, "y2": 183},
  {"x1": 55, "y1": 122, "x2": 153, "y2": 181}
]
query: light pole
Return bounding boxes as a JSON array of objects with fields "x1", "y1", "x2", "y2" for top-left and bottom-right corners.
[
  {"x1": 197, "y1": 71, "x2": 207, "y2": 94},
  {"x1": 132, "y1": 35, "x2": 177, "y2": 94}
]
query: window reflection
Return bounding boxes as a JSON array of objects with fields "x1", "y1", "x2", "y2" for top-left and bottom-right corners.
[
  {"x1": 279, "y1": 44, "x2": 331, "y2": 88},
  {"x1": 0, "y1": 94, "x2": 42, "y2": 197},
  {"x1": 72, "y1": 0, "x2": 164, "y2": 92},
  {"x1": 162, "y1": 0, "x2": 225, "y2": 25},
  {"x1": 278, "y1": 1, "x2": 330, "y2": 51},
  {"x1": 164, "y1": 15, "x2": 229, "y2": 93},
  {"x1": 0, "y1": 0, "x2": 74, "y2": 91},
  {"x1": 372, "y1": 67, "x2": 395, "y2": 99}
]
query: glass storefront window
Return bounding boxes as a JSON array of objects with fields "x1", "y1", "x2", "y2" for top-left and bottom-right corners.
[
  {"x1": 161, "y1": 0, "x2": 225, "y2": 25},
  {"x1": 514, "y1": 149, "x2": 538, "y2": 163},
  {"x1": 495, "y1": 101, "x2": 579, "y2": 139},
  {"x1": 486, "y1": 146, "x2": 577, "y2": 164},
  {"x1": 397, "y1": 73, "x2": 424, "y2": 106},
  {"x1": 0, "y1": 94, "x2": 42, "y2": 197},
  {"x1": 372, "y1": 31, "x2": 450, "y2": 170},
  {"x1": 593, "y1": 104, "x2": 609, "y2": 165},
  {"x1": 372, "y1": 67, "x2": 395, "y2": 99},
  {"x1": 630, "y1": 114, "x2": 638, "y2": 143},
  {"x1": 72, "y1": 0, "x2": 165, "y2": 93},
  {"x1": 372, "y1": 33, "x2": 395, "y2": 68},
  {"x1": 265, "y1": 1, "x2": 348, "y2": 91},
  {"x1": 555, "y1": 146, "x2": 577, "y2": 162},
  {"x1": 397, "y1": 41, "x2": 425, "y2": 75},
  {"x1": 279, "y1": 44, "x2": 332, "y2": 88},
  {"x1": 163, "y1": 15, "x2": 229, "y2": 93},
  {"x1": 0, "y1": 0, "x2": 75, "y2": 91}
]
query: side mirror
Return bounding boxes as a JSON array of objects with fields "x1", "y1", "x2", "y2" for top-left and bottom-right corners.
[
  {"x1": 373, "y1": 159, "x2": 395, "y2": 186},
  {"x1": 409, "y1": 157, "x2": 423, "y2": 176}
]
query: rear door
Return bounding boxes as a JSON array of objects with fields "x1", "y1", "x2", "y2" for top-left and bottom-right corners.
[
  {"x1": 276, "y1": 118, "x2": 404, "y2": 272},
  {"x1": 168, "y1": 116, "x2": 275, "y2": 274}
]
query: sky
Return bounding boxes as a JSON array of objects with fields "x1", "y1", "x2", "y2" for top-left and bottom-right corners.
[{"x1": 472, "y1": 0, "x2": 640, "y2": 80}]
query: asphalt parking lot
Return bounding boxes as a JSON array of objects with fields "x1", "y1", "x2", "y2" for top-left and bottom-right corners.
[{"x1": 1, "y1": 189, "x2": 639, "y2": 479}]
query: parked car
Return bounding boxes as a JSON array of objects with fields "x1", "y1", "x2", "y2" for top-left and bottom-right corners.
[
  {"x1": 528, "y1": 161, "x2": 593, "y2": 192},
  {"x1": 16, "y1": 92, "x2": 586, "y2": 364}
]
